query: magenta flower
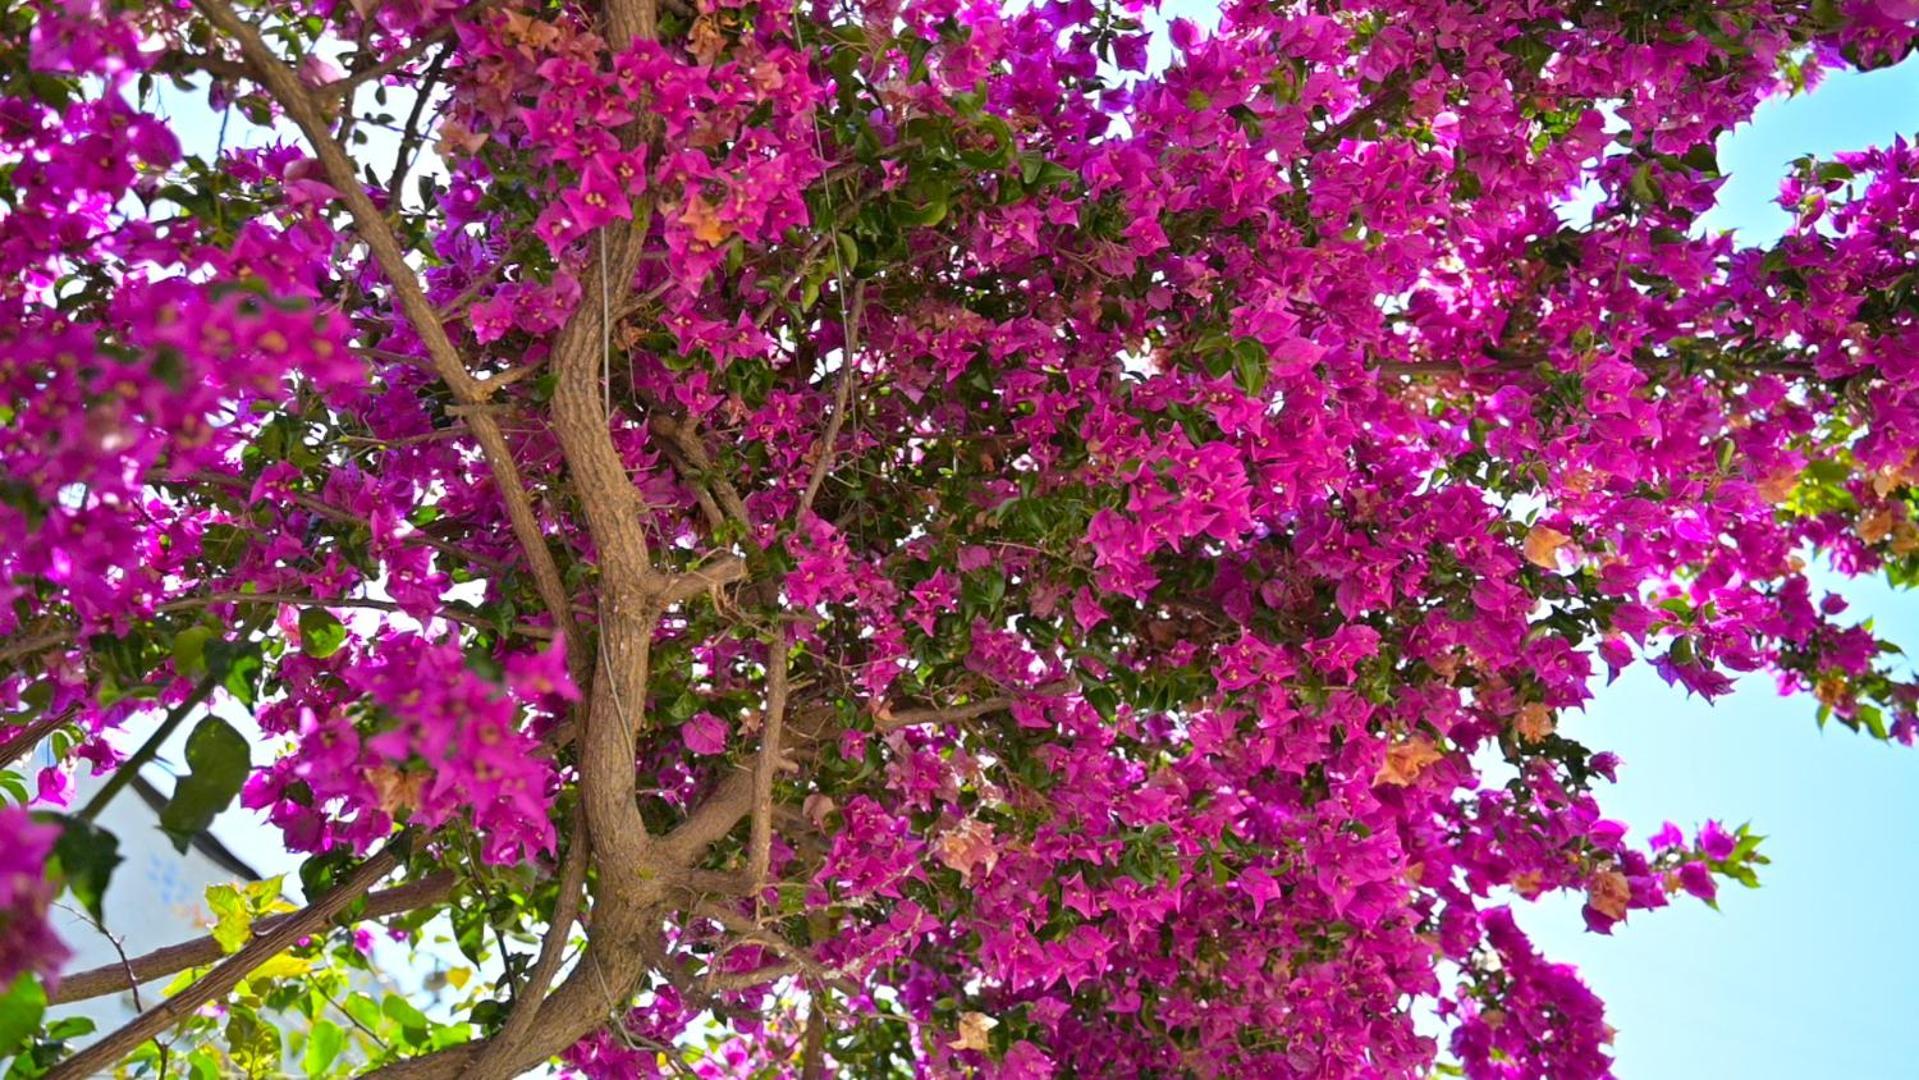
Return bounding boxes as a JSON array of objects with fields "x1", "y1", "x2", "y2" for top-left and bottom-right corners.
[{"x1": 682, "y1": 713, "x2": 730, "y2": 756}]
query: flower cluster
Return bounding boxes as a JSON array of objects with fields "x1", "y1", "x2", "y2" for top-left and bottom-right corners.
[{"x1": 1, "y1": 0, "x2": 1915, "y2": 1077}]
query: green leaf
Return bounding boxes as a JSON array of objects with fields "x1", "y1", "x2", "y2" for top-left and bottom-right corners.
[
  {"x1": 1232, "y1": 339, "x2": 1270, "y2": 396},
  {"x1": 206, "y1": 883, "x2": 253, "y2": 954},
  {"x1": 297, "y1": 608, "x2": 348, "y2": 659},
  {"x1": 1680, "y1": 143, "x2": 1719, "y2": 176},
  {"x1": 0, "y1": 973, "x2": 47, "y2": 1057},
  {"x1": 302, "y1": 1019, "x2": 345, "y2": 1076},
  {"x1": 172, "y1": 625, "x2": 215, "y2": 679},
  {"x1": 383, "y1": 993, "x2": 431, "y2": 1044},
  {"x1": 343, "y1": 992, "x2": 384, "y2": 1037},
  {"x1": 160, "y1": 715, "x2": 252, "y2": 852},
  {"x1": 1627, "y1": 162, "x2": 1660, "y2": 206},
  {"x1": 226, "y1": 1009, "x2": 283, "y2": 1078},
  {"x1": 206, "y1": 640, "x2": 264, "y2": 707},
  {"x1": 48, "y1": 816, "x2": 121, "y2": 923},
  {"x1": 897, "y1": 187, "x2": 950, "y2": 228}
]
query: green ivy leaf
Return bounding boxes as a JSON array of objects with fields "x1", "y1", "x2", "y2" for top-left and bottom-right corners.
[{"x1": 160, "y1": 715, "x2": 252, "y2": 852}]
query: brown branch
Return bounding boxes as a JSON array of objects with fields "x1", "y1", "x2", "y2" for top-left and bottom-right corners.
[
  {"x1": 45, "y1": 848, "x2": 415, "y2": 1077},
  {"x1": 704, "y1": 961, "x2": 801, "y2": 993},
  {"x1": 747, "y1": 629, "x2": 790, "y2": 896},
  {"x1": 321, "y1": 0, "x2": 507, "y2": 102},
  {"x1": 696, "y1": 904, "x2": 836, "y2": 988},
  {"x1": 384, "y1": 39, "x2": 454, "y2": 205},
  {"x1": 651, "y1": 415, "x2": 751, "y2": 527},
  {"x1": 192, "y1": 0, "x2": 579, "y2": 662},
  {"x1": 0, "y1": 630, "x2": 67, "y2": 667},
  {"x1": 1306, "y1": 72, "x2": 1413, "y2": 152},
  {"x1": 157, "y1": 591, "x2": 551, "y2": 638},
  {"x1": 801, "y1": 981, "x2": 829, "y2": 1080},
  {"x1": 361, "y1": 902, "x2": 657, "y2": 1079},
  {"x1": 0, "y1": 709, "x2": 70, "y2": 768},
  {"x1": 171, "y1": 4, "x2": 687, "y2": 1077},
  {"x1": 751, "y1": 231, "x2": 839, "y2": 328},
  {"x1": 51, "y1": 872, "x2": 456, "y2": 1005},
  {"x1": 750, "y1": 191, "x2": 869, "y2": 329},
  {"x1": 796, "y1": 281, "x2": 864, "y2": 522},
  {"x1": 359, "y1": 6, "x2": 671, "y2": 1077},
  {"x1": 550, "y1": 227, "x2": 663, "y2": 889},
  {"x1": 657, "y1": 557, "x2": 748, "y2": 607},
  {"x1": 155, "y1": 51, "x2": 256, "y2": 83},
  {"x1": 876, "y1": 678, "x2": 1077, "y2": 731},
  {"x1": 661, "y1": 764, "x2": 756, "y2": 865},
  {"x1": 481, "y1": 357, "x2": 548, "y2": 395},
  {"x1": 658, "y1": 439, "x2": 729, "y2": 532}
]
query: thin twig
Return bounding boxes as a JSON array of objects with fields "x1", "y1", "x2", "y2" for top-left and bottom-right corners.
[
  {"x1": 45, "y1": 846, "x2": 412, "y2": 1077},
  {"x1": 0, "y1": 630, "x2": 69, "y2": 667},
  {"x1": 51, "y1": 872, "x2": 458, "y2": 1005},
  {"x1": 323, "y1": 0, "x2": 507, "y2": 103},
  {"x1": 0, "y1": 708, "x2": 74, "y2": 769},
  {"x1": 703, "y1": 961, "x2": 802, "y2": 993},
  {"x1": 193, "y1": 0, "x2": 579, "y2": 659},
  {"x1": 75, "y1": 673, "x2": 220, "y2": 825},
  {"x1": 875, "y1": 678, "x2": 1077, "y2": 731},
  {"x1": 796, "y1": 281, "x2": 864, "y2": 521},
  {"x1": 466, "y1": 807, "x2": 590, "y2": 1080},
  {"x1": 157, "y1": 590, "x2": 551, "y2": 639},
  {"x1": 384, "y1": 40, "x2": 454, "y2": 205}
]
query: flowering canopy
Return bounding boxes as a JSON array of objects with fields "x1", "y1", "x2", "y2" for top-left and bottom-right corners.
[{"x1": 2, "y1": 0, "x2": 1917, "y2": 1076}]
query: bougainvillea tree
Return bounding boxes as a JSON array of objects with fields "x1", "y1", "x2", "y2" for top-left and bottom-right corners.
[{"x1": 2, "y1": 0, "x2": 1918, "y2": 1075}]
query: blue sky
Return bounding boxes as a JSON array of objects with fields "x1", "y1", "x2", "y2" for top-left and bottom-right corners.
[{"x1": 1519, "y1": 59, "x2": 1919, "y2": 1080}]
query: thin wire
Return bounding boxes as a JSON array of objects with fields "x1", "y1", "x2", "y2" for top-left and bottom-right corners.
[
  {"x1": 580, "y1": 922, "x2": 645, "y2": 1052},
  {"x1": 793, "y1": 1, "x2": 858, "y2": 475},
  {"x1": 601, "y1": 233, "x2": 612, "y2": 427},
  {"x1": 599, "y1": 637, "x2": 636, "y2": 753},
  {"x1": 594, "y1": 233, "x2": 638, "y2": 752}
]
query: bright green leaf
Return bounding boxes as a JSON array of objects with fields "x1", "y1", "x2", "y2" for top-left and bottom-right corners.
[
  {"x1": 206, "y1": 883, "x2": 252, "y2": 954},
  {"x1": 0, "y1": 973, "x2": 47, "y2": 1057},
  {"x1": 298, "y1": 608, "x2": 347, "y2": 659},
  {"x1": 303, "y1": 1019, "x2": 345, "y2": 1076}
]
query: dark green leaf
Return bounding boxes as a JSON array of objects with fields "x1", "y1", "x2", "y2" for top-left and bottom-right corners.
[
  {"x1": 47, "y1": 816, "x2": 121, "y2": 924},
  {"x1": 206, "y1": 640, "x2": 264, "y2": 707},
  {"x1": 160, "y1": 715, "x2": 252, "y2": 852}
]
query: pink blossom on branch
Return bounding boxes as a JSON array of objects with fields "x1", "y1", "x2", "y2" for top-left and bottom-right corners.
[{"x1": 0, "y1": 0, "x2": 1913, "y2": 1077}]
